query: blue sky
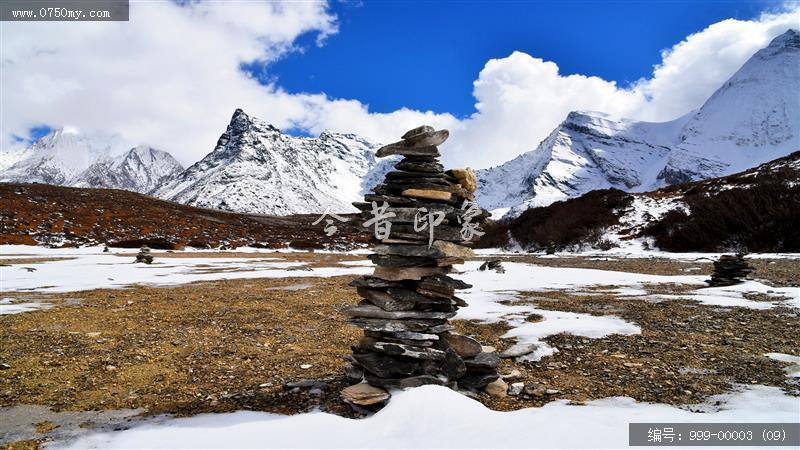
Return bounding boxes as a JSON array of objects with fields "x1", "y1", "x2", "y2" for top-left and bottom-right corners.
[{"x1": 263, "y1": 0, "x2": 772, "y2": 118}]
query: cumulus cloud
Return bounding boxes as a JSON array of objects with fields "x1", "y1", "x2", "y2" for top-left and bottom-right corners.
[
  {"x1": 1, "y1": 1, "x2": 798, "y2": 169},
  {"x1": 1, "y1": 1, "x2": 338, "y2": 163}
]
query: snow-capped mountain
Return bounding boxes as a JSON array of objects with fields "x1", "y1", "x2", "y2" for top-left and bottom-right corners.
[
  {"x1": 72, "y1": 146, "x2": 184, "y2": 193},
  {"x1": 1, "y1": 127, "x2": 119, "y2": 186},
  {"x1": 1, "y1": 128, "x2": 183, "y2": 194},
  {"x1": 477, "y1": 29, "x2": 799, "y2": 216},
  {"x1": 155, "y1": 109, "x2": 393, "y2": 215}
]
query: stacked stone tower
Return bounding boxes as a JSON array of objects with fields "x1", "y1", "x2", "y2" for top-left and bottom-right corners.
[
  {"x1": 707, "y1": 253, "x2": 752, "y2": 286},
  {"x1": 343, "y1": 126, "x2": 500, "y2": 396}
]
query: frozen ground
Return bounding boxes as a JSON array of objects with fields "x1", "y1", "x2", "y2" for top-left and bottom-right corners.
[
  {"x1": 56, "y1": 384, "x2": 798, "y2": 449},
  {"x1": 0, "y1": 246, "x2": 371, "y2": 296}
]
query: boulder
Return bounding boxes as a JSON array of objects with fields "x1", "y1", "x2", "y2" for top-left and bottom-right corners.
[{"x1": 445, "y1": 333, "x2": 483, "y2": 358}]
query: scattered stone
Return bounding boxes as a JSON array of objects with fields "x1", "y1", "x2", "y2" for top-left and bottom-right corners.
[
  {"x1": 300, "y1": 364, "x2": 312, "y2": 369},
  {"x1": 284, "y1": 380, "x2": 327, "y2": 391},
  {"x1": 501, "y1": 369, "x2": 522, "y2": 381},
  {"x1": 0, "y1": 363, "x2": 11, "y2": 370},
  {"x1": 484, "y1": 378, "x2": 508, "y2": 398},
  {"x1": 500, "y1": 343, "x2": 538, "y2": 358},
  {"x1": 508, "y1": 382, "x2": 524, "y2": 396},
  {"x1": 478, "y1": 260, "x2": 505, "y2": 273},
  {"x1": 522, "y1": 383, "x2": 547, "y2": 397},
  {"x1": 340, "y1": 383, "x2": 390, "y2": 406}
]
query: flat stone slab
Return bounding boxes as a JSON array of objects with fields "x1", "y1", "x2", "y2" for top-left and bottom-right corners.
[
  {"x1": 372, "y1": 266, "x2": 450, "y2": 281},
  {"x1": 356, "y1": 287, "x2": 416, "y2": 311},
  {"x1": 446, "y1": 333, "x2": 483, "y2": 358},
  {"x1": 365, "y1": 374, "x2": 446, "y2": 389},
  {"x1": 348, "y1": 317, "x2": 452, "y2": 333},
  {"x1": 361, "y1": 339, "x2": 447, "y2": 360},
  {"x1": 343, "y1": 304, "x2": 455, "y2": 320},
  {"x1": 353, "y1": 352, "x2": 419, "y2": 378},
  {"x1": 400, "y1": 188, "x2": 452, "y2": 201},
  {"x1": 340, "y1": 383, "x2": 390, "y2": 406},
  {"x1": 376, "y1": 144, "x2": 441, "y2": 158}
]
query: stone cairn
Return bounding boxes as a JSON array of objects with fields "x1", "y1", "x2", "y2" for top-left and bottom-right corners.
[
  {"x1": 340, "y1": 126, "x2": 501, "y2": 407},
  {"x1": 134, "y1": 245, "x2": 154, "y2": 264},
  {"x1": 707, "y1": 253, "x2": 752, "y2": 287}
]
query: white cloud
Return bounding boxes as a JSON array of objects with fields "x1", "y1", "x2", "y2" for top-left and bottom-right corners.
[
  {"x1": 1, "y1": 1, "x2": 798, "y2": 169},
  {"x1": 1, "y1": 0, "x2": 337, "y2": 163}
]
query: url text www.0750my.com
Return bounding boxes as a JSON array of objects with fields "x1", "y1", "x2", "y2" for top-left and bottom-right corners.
[
  {"x1": 11, "y1": 7, "x2": 111, "y2": 20},
  {"x1": 1, "y1": 1, "x2": 129, "y2": 22}
]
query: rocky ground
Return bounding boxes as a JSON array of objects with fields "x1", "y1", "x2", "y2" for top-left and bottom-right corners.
[{"x1": 1, "y1": 253, "x2": 798, "y2": 449}]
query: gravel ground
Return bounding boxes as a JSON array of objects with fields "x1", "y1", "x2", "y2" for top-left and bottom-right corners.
[{"x1": 1, "y1": 253, "x2": 797, "y2": 448}]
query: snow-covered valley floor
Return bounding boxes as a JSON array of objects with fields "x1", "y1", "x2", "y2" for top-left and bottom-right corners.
[{"x1": 1, "y1": 246, "x2": 798, "y2": 449}]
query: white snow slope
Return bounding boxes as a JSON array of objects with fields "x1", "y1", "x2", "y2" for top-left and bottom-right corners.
[
  {"x1": 56, "y1": 384, "x2": 798, "y2": 449},
  {"x1": 154, "y1": 109, "x2": 394, "y2": 215},
  {"x1": 477, "y1": 29, "x2": 800, "y2": 216}
]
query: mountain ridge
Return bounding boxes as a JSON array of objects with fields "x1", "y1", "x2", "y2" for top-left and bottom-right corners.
[{"x1": 477, "y1": 29, "x2": 799, "y2": 217}]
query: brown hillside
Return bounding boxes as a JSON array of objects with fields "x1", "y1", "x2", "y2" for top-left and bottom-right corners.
[{"x1": 0, "y1": 184, "x2": 369, "y2": 249}]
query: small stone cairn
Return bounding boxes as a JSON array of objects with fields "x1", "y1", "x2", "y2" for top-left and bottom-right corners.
[
  {"x1": 707, "y1": 253, "x2": 752, "y2": 287},
  {"x1": 341, "y1": 125, "x2": 501, "y2": 406},
  {"x1": 134, "y1": 245, "x2": 154, "y2": 264}
]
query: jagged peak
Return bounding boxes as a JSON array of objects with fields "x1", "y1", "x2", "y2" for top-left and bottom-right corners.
[
  {"x1": 768, "y1": 28, "x2": 799, "y2": 49},
  {"x1": 228, "y1": 108, "x2": 280, "y2": 134}
]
